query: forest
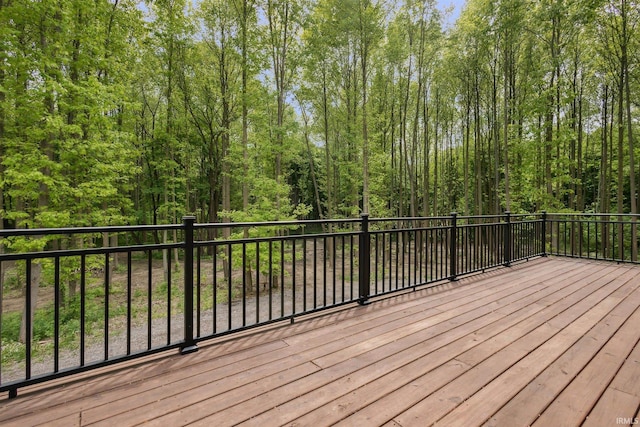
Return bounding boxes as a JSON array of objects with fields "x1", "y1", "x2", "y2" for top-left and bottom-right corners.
[{"x1": 0, "y1": 0, "x2": 638, "y2": 232}]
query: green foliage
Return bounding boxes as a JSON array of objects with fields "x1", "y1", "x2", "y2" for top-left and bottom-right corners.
[
  {"x1": 0, "y1": 0, "x2": 141, "y2": 229},
  {"x1": 0, "y1": 0, "x2": 637, "y2": 240},
  {"x1": 219, "y1": 174, "x2": 312, "y2": 277}
]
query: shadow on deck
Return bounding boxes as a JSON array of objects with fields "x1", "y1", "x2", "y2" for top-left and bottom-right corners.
[{"x1": 1, "y1": 257, "x2": 639, "y2": 427}]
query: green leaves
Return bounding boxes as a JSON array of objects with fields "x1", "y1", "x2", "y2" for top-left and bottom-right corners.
[{"x1": 0, "y1": 0, "x2": 636, "y2": 235}]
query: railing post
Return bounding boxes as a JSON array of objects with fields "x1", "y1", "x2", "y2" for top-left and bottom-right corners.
[
  {"x1": 358, "y1": 213, "x2": 370, "y2": 305},
  {"x1": 504, "y1": 211, "x2": 512, "y2": 267},
  {"x1": 541, "y1": 211, "x2": 548, "y2": 257},
  {"x1": 450, "y1": 212, "x2": 458, "y2": 281},
  {"x1": 181, "y1": 216, "x2": 198, "y2": 354}
]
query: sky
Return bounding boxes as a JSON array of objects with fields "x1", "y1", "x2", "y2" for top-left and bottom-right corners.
[{"x1": 437, "y1": 0, "x2": 466, "y2": 27}]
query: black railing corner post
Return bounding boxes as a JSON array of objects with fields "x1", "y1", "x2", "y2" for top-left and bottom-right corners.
[
  {"x1": 541, "y1": 211, "x2": 548, "y2": 257},
  {"x1": 358, "y1": 213, "x2": 371, "y2": 305},
  {"x1": 504, "y1": 211, "x2": 512, "y2": 267},
  {"x1": 181, "y1": 215, "x2": 198, "y2": 354},
  {"x1": 450, "y1": 212, "x2": 458, "y2": 281}
]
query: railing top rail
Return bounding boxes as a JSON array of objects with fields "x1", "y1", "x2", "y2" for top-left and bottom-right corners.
[
  {"x1": 457, "y1": 214, "x2": 510, "y2": 220},
  {"x1": 0, "y1": 223, "x2": 182, "y2": 238},
  {"x1": 5, "y1": 212, "x2": 639, "y2": 239},
  {"x1": 369, "y1": 216, "x2": 453, "y2": 222},
  {"x1": 546, "y1": 213, "x2": 640, "y2": 218},
  {"x1": 0, "y1": 242, "x2": 183, "y2": 261},
  {"x1": 196, "y1": 229, "x2": 360, "y2": 246},
  {"x1": 194, "y1": 218, "x2": 361, "y2": 230}
]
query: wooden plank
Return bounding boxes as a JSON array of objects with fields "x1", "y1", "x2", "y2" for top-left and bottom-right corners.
[
  {"x1": 306, "y1": 305, "x2": 549, "y2": 425},
  {"x1": 314, "y1": 260, "x2": 587, "y2": 372},
  {"x1": 582, "y1": 388, "x2": 639, "y2": 427},
  {"x1": 87, "y1": 361, "x2": 321, "y2": 427},
  {"x1": 533, "y1": 263, "x2": 629, "y2": 306},
  {"x1": 289, "y1": 298, "x2": 560, "y2": 426},
  {"x1": 303, "y1": 264, "x2": 632, "y2": 425},
  {"x1": 296, "y1": 266, "x2": 562, "y2": 373},
  {"x1": 35, "y1": 414, "x2": 80, "y2": 427},
  {"x1": 0, "y1": 339, "x2": 293, "y2": 425},
  {"x1": 284, "y1": 258, "x2": 571, "y2": 352},
  {"x1": 85, "y1": 286, "x2": 516, "y2": 421},
  {"x1": 608, "y1": 337, "x2": 640, "y2": 397},
  {"x1": 241, "y1": 355, "x2": 473, "y2": 427},
  {"x1": 436, "y1": 275, "x2": 640, "y2": 427},
  {"x1": 288, "y1": 278, "x2": 540, "y2": 370},
  {"x1": 388, "y1": 325, "x2": 559, "y2": 427},
  {"x1": 458, "y1": 269, "x2": 635, "y2": 365},
  {"x1": 79, "y1": 354, "x2": 317, "y2": 425},
  {"x1": 251, "y1": 265, "x2": 614, "y2": 426},
  {"x1": 146, "y1": 355, "x2": 387, "y2": 427},
  {"x1": 0, "y1": 338, "x2": 290, "y2": 422},
  {"x1": 294, "y1": 362, "x2": 472, "y2": 426},
  {"x1": 185, "y1": 311, "x2": 506, "y2": 426},
  {"x1": 487, "y1": 281, "x2": 640, "y2": 427},
  {"x1": 493, "y1": 264, "x2": 608, "y2": 316},
  {"x1": 172, "y1": 266, "x2": 565, "y2": 427},
  {"x1": 283, "y1": 258, "x2": 563, "y2": 349},
  {"x1": 311, "y1": 282, "x2": 548, "y2": 369},
  {"x1": 336, "y1": 327, "x2": 546, "y2": 426},
  {"x1": 85, "y1": 295, "x2": 477, "y2": 426},
  {"x1": 383, "y1": 268, "x2": 637, "y2": 427},
  {"x1": 532, "y1": 307, "x2": 640, "y2": 426}
]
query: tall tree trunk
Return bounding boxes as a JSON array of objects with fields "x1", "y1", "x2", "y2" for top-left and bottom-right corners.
[
  {"x1": 433, "y1": 90, "x2": 439, "y2": 216},
  {"x1": 299, "y1": 99, "x2": 323, "y2": 219},
  {"x1": 423, "y1": 87, "x2": 430, "y2": 218},
  {"x1": 600, "y1": 86, "x2": 610, "y2": 256},
  {"x1": 577, "y1": 76, "x2": 584, "y2": 212},
  {"x1": 464, "y1": 83, "x2": 470, "y2": 216},
  {"x1": 163, "y1": 1, "x2": 175, "y2": 285},
  {"x1": 503, "y1": 49, "x2": 511, "y2": 212},
  {"x1": 398, "y1": 66, "x2": 407, "y2": 220},
  {"x1": 0, "y1": 15, "x2": 5, "y2": 294},
  {"x1": 545, "y1": 91, "x2": 554, "y2": 201},
  {"x1": 621, "y1": 0, "x2": 637, "y2": 261},
  {"x1": 492, "y1": 53, "x2": 500, "y2": 214},
  {"x1": 617, "y1": 81, "x2": 624, "y2": 256},
  {"x1": 0, "y1": 6, "x2": 5, "y2": 348},
  {"x1": 361, "y1": 55, "x2": 369, "y2": 215},
  {"x1": 474, "y1": 72, "x2": 482, "y2": 216},
  {"x1": 240, "y1": 0, "x2": 250, "y2": 214},
  {"x1": 267, "y1": 0, "x2": 291, "y2": 219}
]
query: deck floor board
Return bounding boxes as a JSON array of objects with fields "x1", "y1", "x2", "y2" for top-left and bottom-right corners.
[{"x1": 1, "y1": 257, "x2": 640, "y2": 427}]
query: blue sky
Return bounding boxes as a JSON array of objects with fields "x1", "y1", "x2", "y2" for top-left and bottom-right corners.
[
  {"x1": 437, "y1": 0, "x2": 466, "y2": 26},
  {"x1": 141, "y1": 1, "x2": 468, "y2": 30}
]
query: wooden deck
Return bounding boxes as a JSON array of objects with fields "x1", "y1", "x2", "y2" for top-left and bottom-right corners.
[{"x1": 2, "y1": 257, "x2": 640, "y2": 426}]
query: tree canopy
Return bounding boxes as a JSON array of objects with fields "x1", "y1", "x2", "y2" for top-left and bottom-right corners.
[{"x1": 0, "y1": 0, "x2": 638, "y2": 229}]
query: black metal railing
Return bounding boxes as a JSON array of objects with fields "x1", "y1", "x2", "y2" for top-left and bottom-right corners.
[
  {"x1": 547, "y1": 213, "x2": 640, "y2": 263},
  {"x1": 5, "y1": 211, "x2": 627, "y2": 397}
]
